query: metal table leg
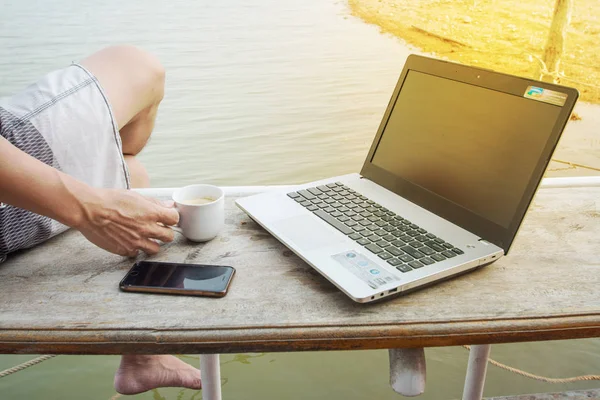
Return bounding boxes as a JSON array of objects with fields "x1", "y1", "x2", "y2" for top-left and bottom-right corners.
[
  {"x1": 388, "y1": 348, "x2": 426, "y2": 396},
  {"x1": 462, "y1": 344, "x2": 492, "y2": 400},
  {"x1": 200, "y1": 354, "x2": 222, "y2": 400}
]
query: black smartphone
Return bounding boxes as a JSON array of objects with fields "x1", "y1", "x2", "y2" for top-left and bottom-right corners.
[{"x1": 119, "y1": 261, "x2": 235, "y2": 298}]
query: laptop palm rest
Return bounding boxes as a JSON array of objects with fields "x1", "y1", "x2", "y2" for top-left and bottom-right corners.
[{"x1": 272, "y1": 215, "x2": 341, "y2": 251}]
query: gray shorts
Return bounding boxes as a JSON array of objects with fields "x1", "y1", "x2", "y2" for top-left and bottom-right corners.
[{"x1": 0, "y1": 64, "x2": 130, "y2": 263}]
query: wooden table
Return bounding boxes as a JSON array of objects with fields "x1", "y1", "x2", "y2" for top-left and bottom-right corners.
[{"x1": 1, "y1": 183, "x2": 599, "y2": 399}]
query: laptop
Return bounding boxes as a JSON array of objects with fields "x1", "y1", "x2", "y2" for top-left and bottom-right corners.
[{"x1": 236, "y1": 54, "x2": 579, "y2": 303}]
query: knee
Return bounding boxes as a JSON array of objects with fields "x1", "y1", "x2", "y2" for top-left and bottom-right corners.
[
  {"x1": 92, "y1": 45, "x2": 165, "y2": 104},
  {"x1": 138, "y1": 48, "x2": 165, "y2": 105},
  {"x1": 120, "y1": 45, "x2": 165, "y2": 104}
]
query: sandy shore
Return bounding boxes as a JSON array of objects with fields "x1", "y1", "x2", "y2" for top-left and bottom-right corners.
[
  {"x1": 348, "y1": 0, "x2": 600, "y2": 178},
  {"x1": 347, "y1": 0, "x2": 600, "y2": 103},
  {"x1": 548, "y1": 102, "x2": 600, "y2": 177}
]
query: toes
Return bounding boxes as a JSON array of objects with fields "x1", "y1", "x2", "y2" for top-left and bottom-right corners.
[{"x1": 185, "y1": 375, "x2": 202, "y2": 390}]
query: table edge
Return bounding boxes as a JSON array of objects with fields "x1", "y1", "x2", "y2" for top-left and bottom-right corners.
[{"x1": 1, "y1": 314, "x2": 598, "y2": 354}]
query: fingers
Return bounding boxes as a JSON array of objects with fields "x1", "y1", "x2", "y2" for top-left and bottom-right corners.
[
  {"x1": 126, "y1": 248, "x2": 139, "y2": 257},
  {"x1": 114, "y1": 244, "x2": 138, "y2": 258},
  {"x1": 162, "y1": 200, "x2": 175, "y2": 208},
  {"x1": 157, "y1": 205, "x2": 180, "y2": 226},
  {"x1": 99, "y1": 242, "x2": 137, "y2": 258},
  {"x1": 119, "y1": 239, "x2": 160, "y2": 257},
  {"x1": 145, "y1": 196, "x2": 180, "y2": 226},
  {"x1": 134, "y1": 197, "x2": 177, "y2": 251},
  {"x1": 137, "y1": 238, "x2": 161, "y2": 255},
  {"x1": 150, "y1": 224, "x2": 176, "y2": 243}
]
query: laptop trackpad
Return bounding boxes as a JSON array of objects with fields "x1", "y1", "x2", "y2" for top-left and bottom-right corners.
[{"x1": 272, "y1": 215, "x2": 341, "y2": 251}]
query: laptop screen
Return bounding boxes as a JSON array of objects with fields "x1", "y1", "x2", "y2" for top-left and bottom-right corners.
[
  {"x1": 371, "y1": 70, "x2": 562, "y2": 229},
  {"x1": 362, "y1": 57, "x2": 577, "y2": 253}
]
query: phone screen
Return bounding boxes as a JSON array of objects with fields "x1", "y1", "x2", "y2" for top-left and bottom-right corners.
[{"x1": 120, "y1": 261, "x2": 235, "y2": 296}]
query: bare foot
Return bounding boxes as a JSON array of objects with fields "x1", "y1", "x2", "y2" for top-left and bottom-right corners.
[{"x1": 114, "y1": 355, "x2": 202, "y2": 395}]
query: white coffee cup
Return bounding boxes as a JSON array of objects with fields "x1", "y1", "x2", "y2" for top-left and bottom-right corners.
[{"x1": 171, "y1": 184, "x2": 224, "y2": 242}]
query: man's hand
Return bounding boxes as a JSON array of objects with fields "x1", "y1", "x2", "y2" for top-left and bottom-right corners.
[
  {"x1": 74, "y1": 188, "x2": 180, "y2": 257},
  {"x1": 1, "y1": 137, "x2": 179, "y2": 258}
]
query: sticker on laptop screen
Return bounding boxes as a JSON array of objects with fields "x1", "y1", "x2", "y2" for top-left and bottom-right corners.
[
  {"x1": 332, "y1": 251, "x2": 400, "y2": 289},
  {"x1": 524, "y1": 86, "x2": 567, "y2": 106}
]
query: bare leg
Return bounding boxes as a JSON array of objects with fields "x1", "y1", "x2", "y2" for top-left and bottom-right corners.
[
  {"x1": 80, "y1": 45, "x2": 201, "y2": 395},
  {"x1": 124, "y1": 155, "x2": 150, "y2": 188},
  {"x1": 80, "y1": 44, "x2": 164, "y2": 156}
]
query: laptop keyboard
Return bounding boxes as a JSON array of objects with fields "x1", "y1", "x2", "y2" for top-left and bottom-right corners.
[{"x1": 287, "y1": 182, "x2": 464, "y2": 273}]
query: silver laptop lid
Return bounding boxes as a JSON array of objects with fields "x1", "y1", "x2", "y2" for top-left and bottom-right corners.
[{"x1": 360, "y1": 54, "x2": 579, "y2": 254}]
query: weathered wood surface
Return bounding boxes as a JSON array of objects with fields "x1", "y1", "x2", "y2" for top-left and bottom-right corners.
[{"x1": 0, "y1": 187, "x2": 598, "y2": 355}]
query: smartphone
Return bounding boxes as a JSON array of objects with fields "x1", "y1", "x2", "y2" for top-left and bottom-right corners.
[{"x1": 119, "y1": 261, "x2": 235, "y2": 298}]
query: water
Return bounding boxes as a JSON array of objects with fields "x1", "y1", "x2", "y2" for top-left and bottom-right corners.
[
  {"x1": 0, "y1": 0, "x2": 598, "y2": 398},
  {"x1": 1, "y1": 0, "x2": 412, "y2": 187}
]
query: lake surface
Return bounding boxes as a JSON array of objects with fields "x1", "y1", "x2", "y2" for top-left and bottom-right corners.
[{"x1": 0, "y1": 0, "x2": 598, "y2": 398}]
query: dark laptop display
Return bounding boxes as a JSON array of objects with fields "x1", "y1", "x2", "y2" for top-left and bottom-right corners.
[{"x1": 362, "y1": 57, "x2": 578, "y2": 253}]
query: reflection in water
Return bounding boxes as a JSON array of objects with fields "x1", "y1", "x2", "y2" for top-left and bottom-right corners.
[
  {"x1": 189, "y1": 390, "x2": 202, "y2": 400},
  {"x1": 222, "y1": 354, "x2": 266, "y2": 366},
  {"x1": 152, "y1": 389, "x2": 167, "y2": 400}
]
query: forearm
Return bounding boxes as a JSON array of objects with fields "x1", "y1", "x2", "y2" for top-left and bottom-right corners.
[{"x1": 0, "y1": 136, "x2": 93, "y2": 227}]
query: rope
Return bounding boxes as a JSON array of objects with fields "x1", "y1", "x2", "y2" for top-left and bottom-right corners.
[
  {"x1": 0, "y1": 355, "x2": 57, "y2": 378},
  {"x1": 463, "y1": 345, "x2": 600, "y2": 383},
  {"x1": 1, "y1": 349, "x2": 598, "y2": 388}
]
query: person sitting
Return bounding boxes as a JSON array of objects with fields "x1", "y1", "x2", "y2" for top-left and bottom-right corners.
[{"x1": 0, "y1": 45, "x2": 203, "y2": 395}]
